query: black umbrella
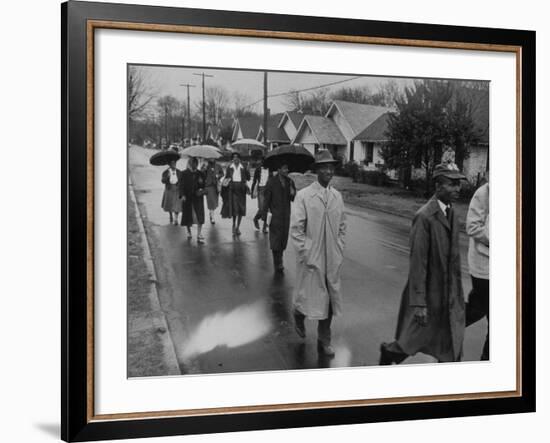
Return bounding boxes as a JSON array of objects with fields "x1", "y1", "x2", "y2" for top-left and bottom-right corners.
[
  {"x1": 264, "y1": 144, "x2": 314, "y2": 173},
  {"x1": 149, "y1": 149, "x2": 180, "y2": 166}
]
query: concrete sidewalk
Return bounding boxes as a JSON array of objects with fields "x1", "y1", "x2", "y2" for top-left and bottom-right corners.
[{"x1": 127, "y1": 182, "x2": 180, "y2": 377}]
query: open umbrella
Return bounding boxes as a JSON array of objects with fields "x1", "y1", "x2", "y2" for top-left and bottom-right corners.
[
  {"x1": 231, "y1": 138, "x2": 266, "y2": 155},
  {"x1": 149, "y1": 149, "x2": 180, "y2": 166},
  {"x1": 264, "y1": 144, "x2": 314, "y2": 173},
  {"x1": 179, "y1": 145, "x2": 221, "y2": 159}
]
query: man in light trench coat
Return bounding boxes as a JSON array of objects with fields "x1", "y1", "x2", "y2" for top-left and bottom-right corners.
[
  {"x1": 379, "y1": 162, "x2": 466, "y2": 364},
  {"x1": 290, "y1": 150, "x2": 347, "y2": 357}
]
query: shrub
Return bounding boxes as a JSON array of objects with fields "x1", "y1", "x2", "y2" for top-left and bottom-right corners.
[
  {"x1": 334, "y1": 155, "x2": 348, "y2": 176},
  {"x1": 343, "y1": 161, "x2": 360, "y2": 181},
  {"x1": 358, "y1": 170, "x2": 389, "y2": 186}
]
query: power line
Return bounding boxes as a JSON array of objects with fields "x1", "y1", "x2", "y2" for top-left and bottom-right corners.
[{"x1": 241, "y1": 75, "x2": 363, "y2": 110}]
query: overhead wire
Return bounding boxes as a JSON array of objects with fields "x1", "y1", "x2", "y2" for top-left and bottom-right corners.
[{"x1": 241, "y1": 75, "x2": 364, "y2": 110}]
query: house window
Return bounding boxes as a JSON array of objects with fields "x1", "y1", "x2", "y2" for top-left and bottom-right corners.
[
  {"x1": 366, "y1": 142, "x2": 374, "y2": 163},
  {"x1": 314, "y1": 144, "x2": 320, "y2": 154}
]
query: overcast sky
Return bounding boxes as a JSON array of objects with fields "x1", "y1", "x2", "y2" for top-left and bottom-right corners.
[
  {"x1": 133, "y1": 64, "x2": 420, "y2": 115},
  {"x1": 133, "y1": 64, "x2": 485, "y2": 115}
]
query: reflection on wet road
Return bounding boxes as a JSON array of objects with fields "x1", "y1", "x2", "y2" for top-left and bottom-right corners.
[{"x1": 130, "y1": 146, "x2": 486, "y2": 375}]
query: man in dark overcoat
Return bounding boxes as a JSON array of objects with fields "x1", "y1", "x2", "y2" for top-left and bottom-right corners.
[
  {"x1": 262, "y1": 162, "x2": 296, "y2": 273},
  {"x1": 179, "y1": 157, "x2": 206, "y2": 243},
  {"x1": 379, "y1": 163, "x2": 466, "y2": 364}
]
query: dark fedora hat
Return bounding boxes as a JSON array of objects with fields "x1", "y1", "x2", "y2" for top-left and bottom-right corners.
[
  {"x1": 313, "y1": 150, "x2": 339, "y2": 167},
  {"x1": 432, "y1": 162, "x2": 466, "y2": 180}
]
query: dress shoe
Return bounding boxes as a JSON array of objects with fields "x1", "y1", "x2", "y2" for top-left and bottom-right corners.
[
  {"x1": 379, "y1": 342, "x2": 401, "y2": 365},
  {"x1": 293, "y1": 311, "x2": 306, "y2": 338},
  {"x1": 317, "y1": 341, "x2": 335, "y2": 357}
]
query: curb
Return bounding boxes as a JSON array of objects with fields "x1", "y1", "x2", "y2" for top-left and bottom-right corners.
[{"x1": 129, "y1": 180, "x2": 181, "y2": 375}]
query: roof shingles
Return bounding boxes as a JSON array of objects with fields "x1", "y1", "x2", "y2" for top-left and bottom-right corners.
[
  {"x1": 298, "y1": 115, "x2": 346, "y2": 145},
  {"x1": 329, "y1": 100, "x2": 393, "y2": 137}
]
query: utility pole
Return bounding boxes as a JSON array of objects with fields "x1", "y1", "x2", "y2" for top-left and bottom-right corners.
[
  {"x1": 193, "y1": 72, "x2": 214, "y2": 142},
  {"x1": 179, "y1": 83, "x2": 195, "y2": 145},
  {"x1": 263, "y1": 71, "x2": 268, "y2": 148}
]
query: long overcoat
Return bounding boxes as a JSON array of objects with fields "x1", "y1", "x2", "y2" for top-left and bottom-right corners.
[
  {"x1": 395, "y1": 196, "x2": 465, "y2": 362},
  {"x1": 178, "y1": 168, "x2": 205, "y2": 226},
  {"x1": 290, "y1": 181, "x2": 347, "y2": 320},
  {"x1": 262, "y1": 175, "x2": 296, "y2": 251}
]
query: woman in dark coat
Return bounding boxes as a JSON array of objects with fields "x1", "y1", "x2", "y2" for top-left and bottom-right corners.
[
  {"x1": 224, "y1": 152, "x2": 251, "y2": 236},
  {"x1": 161, "y1": 160, "x2": 183, "y2": 225},
  {"x1": 179, "y1": 157, "x2": 206, "y2": 243},
  {"x1": 262, "y1": 162, "x2": 296, "y2": 272}
]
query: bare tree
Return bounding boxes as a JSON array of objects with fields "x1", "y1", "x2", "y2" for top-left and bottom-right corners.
[
  {"x1": 156, "y1": 95, "x2": 180, "y2": 146},
  {"x1": 284, "y1": 89, "x2": 303, "y2": 112},
  {"x1": 285, "y1": 88, "x2": 330, "y2": 115},
  {"x1": 233, "y1": 92, "x2": 258, "y2": 117},
  {"x1": 204, "y1": 85, "x2": 230, "y2": 123},
  {"x1": 330, "y1": 85, "x2": 373, "y2": 104},
  {"x1": 370, "y1": 80, "x2": 403, "y2": 107},
  {"x1": 128, "y1": 66, "x2": 157, "y2": 120}
]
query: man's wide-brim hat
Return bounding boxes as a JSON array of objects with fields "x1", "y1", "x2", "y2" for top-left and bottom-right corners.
[
  {"x1": 313, "y1": 150, "x2": 339, "y2": 167},
  {"x1": 433, "y1": 162, "x2": 467, "y2": 180}
]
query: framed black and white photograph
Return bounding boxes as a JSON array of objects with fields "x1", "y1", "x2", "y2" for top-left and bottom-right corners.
[{"x1": 62, "y1": 1, "x2": 535, "y2": 441}]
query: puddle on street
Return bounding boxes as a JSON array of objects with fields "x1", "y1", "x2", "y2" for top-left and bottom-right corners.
[{"x1": 181, "y1": 301, "x2": 272, "y2": 360}]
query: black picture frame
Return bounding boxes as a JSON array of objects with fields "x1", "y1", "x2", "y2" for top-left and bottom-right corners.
[{"x1": 62, "y1": 1, "x2": 536, "y2": 441}]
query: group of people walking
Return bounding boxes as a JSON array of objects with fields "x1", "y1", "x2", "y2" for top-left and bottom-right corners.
[
  {"x1": 160, "y1": 152, "x2": 253, "y2": 243},
  {"x1": 160, "y1": 149, "x2": 489, "y2": 362}
]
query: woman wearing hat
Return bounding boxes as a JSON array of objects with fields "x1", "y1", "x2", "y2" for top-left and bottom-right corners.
[
  {"x1": 224, "y1": 152, "x2": 251, "y2": 236},
  {"x1": 160, "y1": 160, "x2": 183, "y2": 225},
  {"x1": 290, "y1": 150, "x2": 347, "y2": 357}
]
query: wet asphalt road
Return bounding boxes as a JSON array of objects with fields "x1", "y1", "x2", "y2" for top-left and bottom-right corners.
[{"x1": 129, "y1": 146, "x2": 486, "y2": 374}]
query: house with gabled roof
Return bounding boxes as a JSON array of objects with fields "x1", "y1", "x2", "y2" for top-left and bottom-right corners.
[
  {"x1": 324, "y1": 100, "x2": 393, "y2": 163},
  {"x1": 206, "y1": 118, "x2": 235, "y2": 149},
  {"x1": 231, "y1": 116, "x2": 263, "y2": 142},
  {"x1": 352, "y1": 112, "x2": 393, "y2": 168},
  {"x1": 256, "y1": 113, "x2": 290, "y2": 150},
  {"x1": 291, "y1": 115, "x2": 347, "y2": 158},
  {"x1": 278, "y1": 111, "x2": 307, "y2": 141}
]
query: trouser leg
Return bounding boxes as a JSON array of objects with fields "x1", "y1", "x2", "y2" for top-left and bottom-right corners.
[
  {"x1": 466, "y1": 276, "x2": 489, "y2": 360},
  {"x1": 272, "y1": 250, "x2": 284, "y2": 271},
  {"x1": 379, "y1": 341, "x2": 409, "y2": 365},
  {"x1": 317, "y1": 303, "x2": 333, "y2": 346}
]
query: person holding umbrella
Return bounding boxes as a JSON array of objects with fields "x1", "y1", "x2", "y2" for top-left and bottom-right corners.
[
  {"x1": 160, "y1": 160, "x2": 183, "y2": 225},
  {"x1": 224, "y1": 152, "x2": 250, "y2": 236},
  {"x1": 290, "y1": 151, "x2": 347, "y2": 357},
  {"x1": 179, "y1": 157, "x2": 206, "y2": 244},
  {"x1": 262, "y1": 161, "x2": 296, "y2": 273}
]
